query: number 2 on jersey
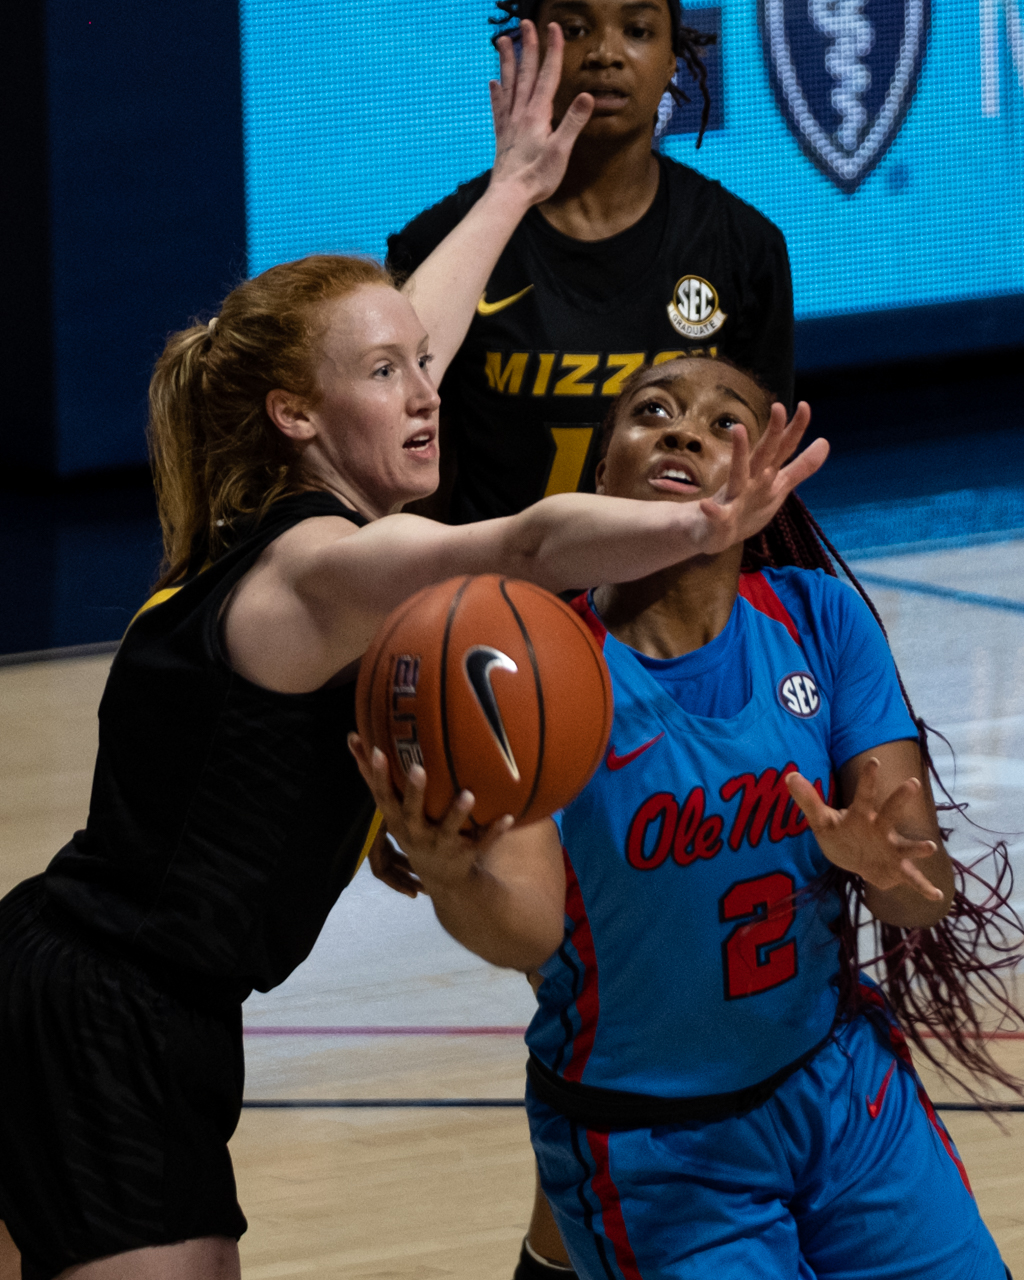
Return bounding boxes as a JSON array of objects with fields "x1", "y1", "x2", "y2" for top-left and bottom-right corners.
[{"x1": 719, "y1": 872, "x2": 797, "y2": 1000}]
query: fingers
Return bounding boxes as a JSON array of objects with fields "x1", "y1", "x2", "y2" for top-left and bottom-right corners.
[
  {"x1": 348, "y1": 734, "x2": 413, "y2": 830},
  {"x1": 534, "y1": 22, "x2": 564, "y2": 104},
  {"x1": 772, "y1": 400, "x2": 811, "y2": 460},
  {"x1": 348, "y1": 733, "x2": 382, "y2": 794},
  {"x1": 439, "y1": 787, "x2": 475, "y2": 839},
  {"x1": 400, "y1": 761, "x2": 431, "y2": 829},
  {"x1": 748, "y1": 401, "x2": 788, "y2": 469},
  {"x1": 850, "y1": 755, "x2": 881, "y2": 815},
  {"x1": 495, "y1": 32, "x2": 516, "y2": 96},
  {"x1": 550, "y1": 91, "x2": 595, "y2": 151},
  {"x1": 747, "y1": 400, "x2": 811, "y2": 477},
  {"x1": 875, "y1": 774, "x2": 924, "y2": 827},
  {"x1": 368, "y1": 838, "x2": 422, "y2": 899},
  {"x1": 785, "y1": 770, "x2": 836, "y2": 829},
  {"x1": 722, "y1": 422, "x2": 750, "y2": 503},
  {"x1": 490, "y1": 35, "x2": 515, "y2": 128},
  {"x1": 897, "y1": 855, "x2": 945, "y2": 902},
  {"x1": 775, "y1": 436, "x2": 829, "y2": 494},
  {"x1": 489, "y1": 75, "x2": 510, "y2": 138},
  {"x1": 476, "y1": 812, "x2": 516, "y2": 856},
  {"x1": 515, "y1": 19, "x2": 541, "y2": 111},
  {"x1": 785, "y1": 399, "x2": 812, "y2": 442}
]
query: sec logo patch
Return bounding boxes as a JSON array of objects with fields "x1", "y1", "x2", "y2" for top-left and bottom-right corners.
[
  {"x1": 667, "y1": 276, "x2": 727, "y2": 339},
  {"x1": 777, "y1": 671, "x2": 821, "y2": 718}
]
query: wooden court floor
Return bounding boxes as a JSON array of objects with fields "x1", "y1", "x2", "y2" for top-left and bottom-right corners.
[{"x1": 2, "y1": 652, "x2": 1023, "y2": 1277}]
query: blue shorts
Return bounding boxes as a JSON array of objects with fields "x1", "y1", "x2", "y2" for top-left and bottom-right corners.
[{"x1": 527, "y1": 1007, "x2": 1005, "y2": 1280}]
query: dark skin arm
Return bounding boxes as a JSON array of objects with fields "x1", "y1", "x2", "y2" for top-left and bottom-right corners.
[
  {"x1": 787, "y1": 737, "x2": 955, "y2": 928},
  {"x1": 352, "y1": 741, "x2": 566, "y2": 971},
  {"x1": 367, "y1": 822, "x2": 423, "y2": 899}
]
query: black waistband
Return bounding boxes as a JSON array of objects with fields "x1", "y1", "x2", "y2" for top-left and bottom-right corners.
[
  {"x1": 36, "y1": 884, "x2": 247, "y2": 1013},
  {"x1": 527, "y1": 1034, "x2": 833, "y2": 1131}
]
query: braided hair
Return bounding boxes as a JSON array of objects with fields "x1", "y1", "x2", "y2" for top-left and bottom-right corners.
[
  {"x1": 490, "y1": 0, "x2": 717, "y2": 146},
  {"x1": 602, "y1": 359, "x2": 1024, "y2": 1102}
]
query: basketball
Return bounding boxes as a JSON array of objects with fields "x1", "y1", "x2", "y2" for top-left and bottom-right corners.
[{"x1": 356, "y1": 575, "x2": 613, "y2": 828}]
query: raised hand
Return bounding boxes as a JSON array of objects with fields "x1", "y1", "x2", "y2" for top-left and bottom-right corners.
[
  {"x1": 696, "y1": 402, "x2": 828, "y2": 552},
  {"x1": 786, "y1": 758, "x2": 944, "y2": 902},
  {"x1": 488, "y1": 21, "x2": 594, "y2": 207}
]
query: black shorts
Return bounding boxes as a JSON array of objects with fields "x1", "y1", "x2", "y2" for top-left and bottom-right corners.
[{"x1": 0, "y1": 878, "x2": 247, "y2": 1280}]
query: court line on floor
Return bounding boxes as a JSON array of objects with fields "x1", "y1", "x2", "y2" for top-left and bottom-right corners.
[
  {"x1": 244, "y1": 1025, "x2": 528, "y2": 1036},
  {"x1": 840, "y1": 526, "x2": 1024, "y2": 561},
  {"x1": 853, "y1": 573, "x2": 1024, "y2": 613},
  {"x1": 243, "y1": 1098, "x2": 524, "y2": 1108},
  {"x1": 244, "y1": 1026, "x2": 1024, "y2": 1039},
  {"x1": 240, "y1": 1098, "x2": 1024, "y2": 1112},
  {"x1": 0, "y1": 639, "x2": 120, "y2": 667}
]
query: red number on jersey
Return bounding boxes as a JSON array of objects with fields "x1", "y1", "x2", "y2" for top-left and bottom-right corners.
[{"x1": 719, "y1": 872, "x2": 797, "y2": 1000}]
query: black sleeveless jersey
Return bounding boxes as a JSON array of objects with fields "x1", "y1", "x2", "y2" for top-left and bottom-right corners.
[
  {"x1": 44, "y1": 492, "x2": 376, "y2": 1004},
  {"x1": 387, "y1": 156, "x2": 793, "y2": 523}
]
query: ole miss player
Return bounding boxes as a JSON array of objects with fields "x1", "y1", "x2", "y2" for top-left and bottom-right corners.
[{"x1": 358, "y1": 357, "x2": 1016, "y2": 1280}]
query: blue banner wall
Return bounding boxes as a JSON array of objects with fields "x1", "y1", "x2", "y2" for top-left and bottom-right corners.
[{"x1": 241, "y1": 0, "x2": 1024, "y2": 367}]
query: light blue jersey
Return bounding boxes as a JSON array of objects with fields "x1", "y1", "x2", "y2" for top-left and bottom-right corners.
[{"x1": 526, "y1": 568, "x2": 917, "y2": 1098}]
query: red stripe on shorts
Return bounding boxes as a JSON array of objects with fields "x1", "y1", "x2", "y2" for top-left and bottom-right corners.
[
  {"x1": 738, "y1": 571, "x2": 803, "y2": 647},
  {"x1": 586, "y1": 1129, "x2": 644, "y2": 1280},
  {"x1": 857, "y1": 984, "x2": 973, "y2": 1194},
  {"x1": 562, "y1": 852, "x2": 600, "y2": 1082}
]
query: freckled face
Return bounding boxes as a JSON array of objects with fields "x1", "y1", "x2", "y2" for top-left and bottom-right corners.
[
  {"x1": 595, "y1": 359, "x2": 770, "y2": 503},
  {"x1": 306, "y1": 285, "x2": 441, "y2": 515},
  {"x1": 536, "y1": 0, "x2": 678, "y2": 143}
]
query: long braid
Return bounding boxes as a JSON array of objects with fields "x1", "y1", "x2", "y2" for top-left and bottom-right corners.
[
  {"x1": 747, "y1": 495, "x2": 1024, "y2": 1101},
  {"x1": 490, "y1": 0, "x2": 716, "y2": 147},
  {"x1": 664, "y1": 16, "x2": 716, "y2": 148}
]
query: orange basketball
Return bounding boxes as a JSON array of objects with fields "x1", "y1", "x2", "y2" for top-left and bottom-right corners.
[{"x1": 356, "y1": 575, "x2": 613, "y2": 828}]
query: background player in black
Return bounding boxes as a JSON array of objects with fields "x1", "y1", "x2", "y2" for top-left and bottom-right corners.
[
  {"x1": 0, "y1": 31, "x2": 827, "y2": 1278},
  {"x1": 385, "y1": 4, "x2": 793, "y2": 1271},
  {"x1": 387, "y1": 0, "x2": 794, "y2": 524}
]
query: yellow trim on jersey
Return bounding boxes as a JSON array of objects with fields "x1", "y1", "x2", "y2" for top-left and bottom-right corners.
[
  {"x1": 128, "y1": 586, "x2": 182, "y2": 627},
  {"x1": 355, "y1": 808, "x2": 384, "y2": 874},
  {"x1": 127, "y1": 559, "x2": 215, "y2": 632}
]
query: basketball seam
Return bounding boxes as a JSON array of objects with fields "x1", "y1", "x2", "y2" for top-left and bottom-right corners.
[
  {"x1": 439, "y1": 577, "x2": 472, "y2": 800},
  {"x1": 556, "y1": 592, "x2": 614, "y2": 783},
  {"x1": 499, "y1": 579, "x2": 545, "y2": 821}
]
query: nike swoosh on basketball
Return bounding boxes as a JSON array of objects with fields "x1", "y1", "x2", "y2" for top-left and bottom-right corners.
[
  {"x1": 606, "y1": 733, "x2": 665, "y2": 771},
  {"x1": 477, "y1": 285, "x2": 534, "y2": 316},
  {"x1": 866, "y1": 1061, "x2": 896, "y2": 1119}
]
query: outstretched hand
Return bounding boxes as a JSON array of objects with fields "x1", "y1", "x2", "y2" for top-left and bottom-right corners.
[
  {"x1": 348, "y1": 735, "x2": 513, "y2": 895},
  {"x1": 696, "y1": 402, "x2": 827, "y2": 553},
  {"x1": 488, "y1": 21, "x2": 594, "y2": 207},
  {"x1": 786, "y1": 758, "x2": 944, "y2": 902}
]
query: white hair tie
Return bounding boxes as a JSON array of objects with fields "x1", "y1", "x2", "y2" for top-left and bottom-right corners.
[{"x1": 207, "y1": 316, "x2": 218, "y2": 333}]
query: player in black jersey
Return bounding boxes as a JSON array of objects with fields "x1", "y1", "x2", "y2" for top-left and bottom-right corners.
[
  {"x1": 0, "y1": 28, "x2": 826, "y2": 1279},
  {"x1": 386, "y1": 4, "x2": 793, "y2": 1272},
  {"x1": 387, "y1": 0, "x2": 793, "y2": 525}
]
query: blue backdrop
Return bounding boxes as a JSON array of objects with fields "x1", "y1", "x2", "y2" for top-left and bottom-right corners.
[{"x1": 241, "y1": 0, "x2": 1024, "y2": 365}]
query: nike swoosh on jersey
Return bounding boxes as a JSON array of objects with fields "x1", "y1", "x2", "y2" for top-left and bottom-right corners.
[
  {"x1": 866, "y1": 1061, "x2": 896, "y2": 1119},
  {"x1": 476, "y1": 285, "x2": 534, "y2": 316},
  {"x1": 606, "y1": 732, "x2": 665, "y2": 771}
]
